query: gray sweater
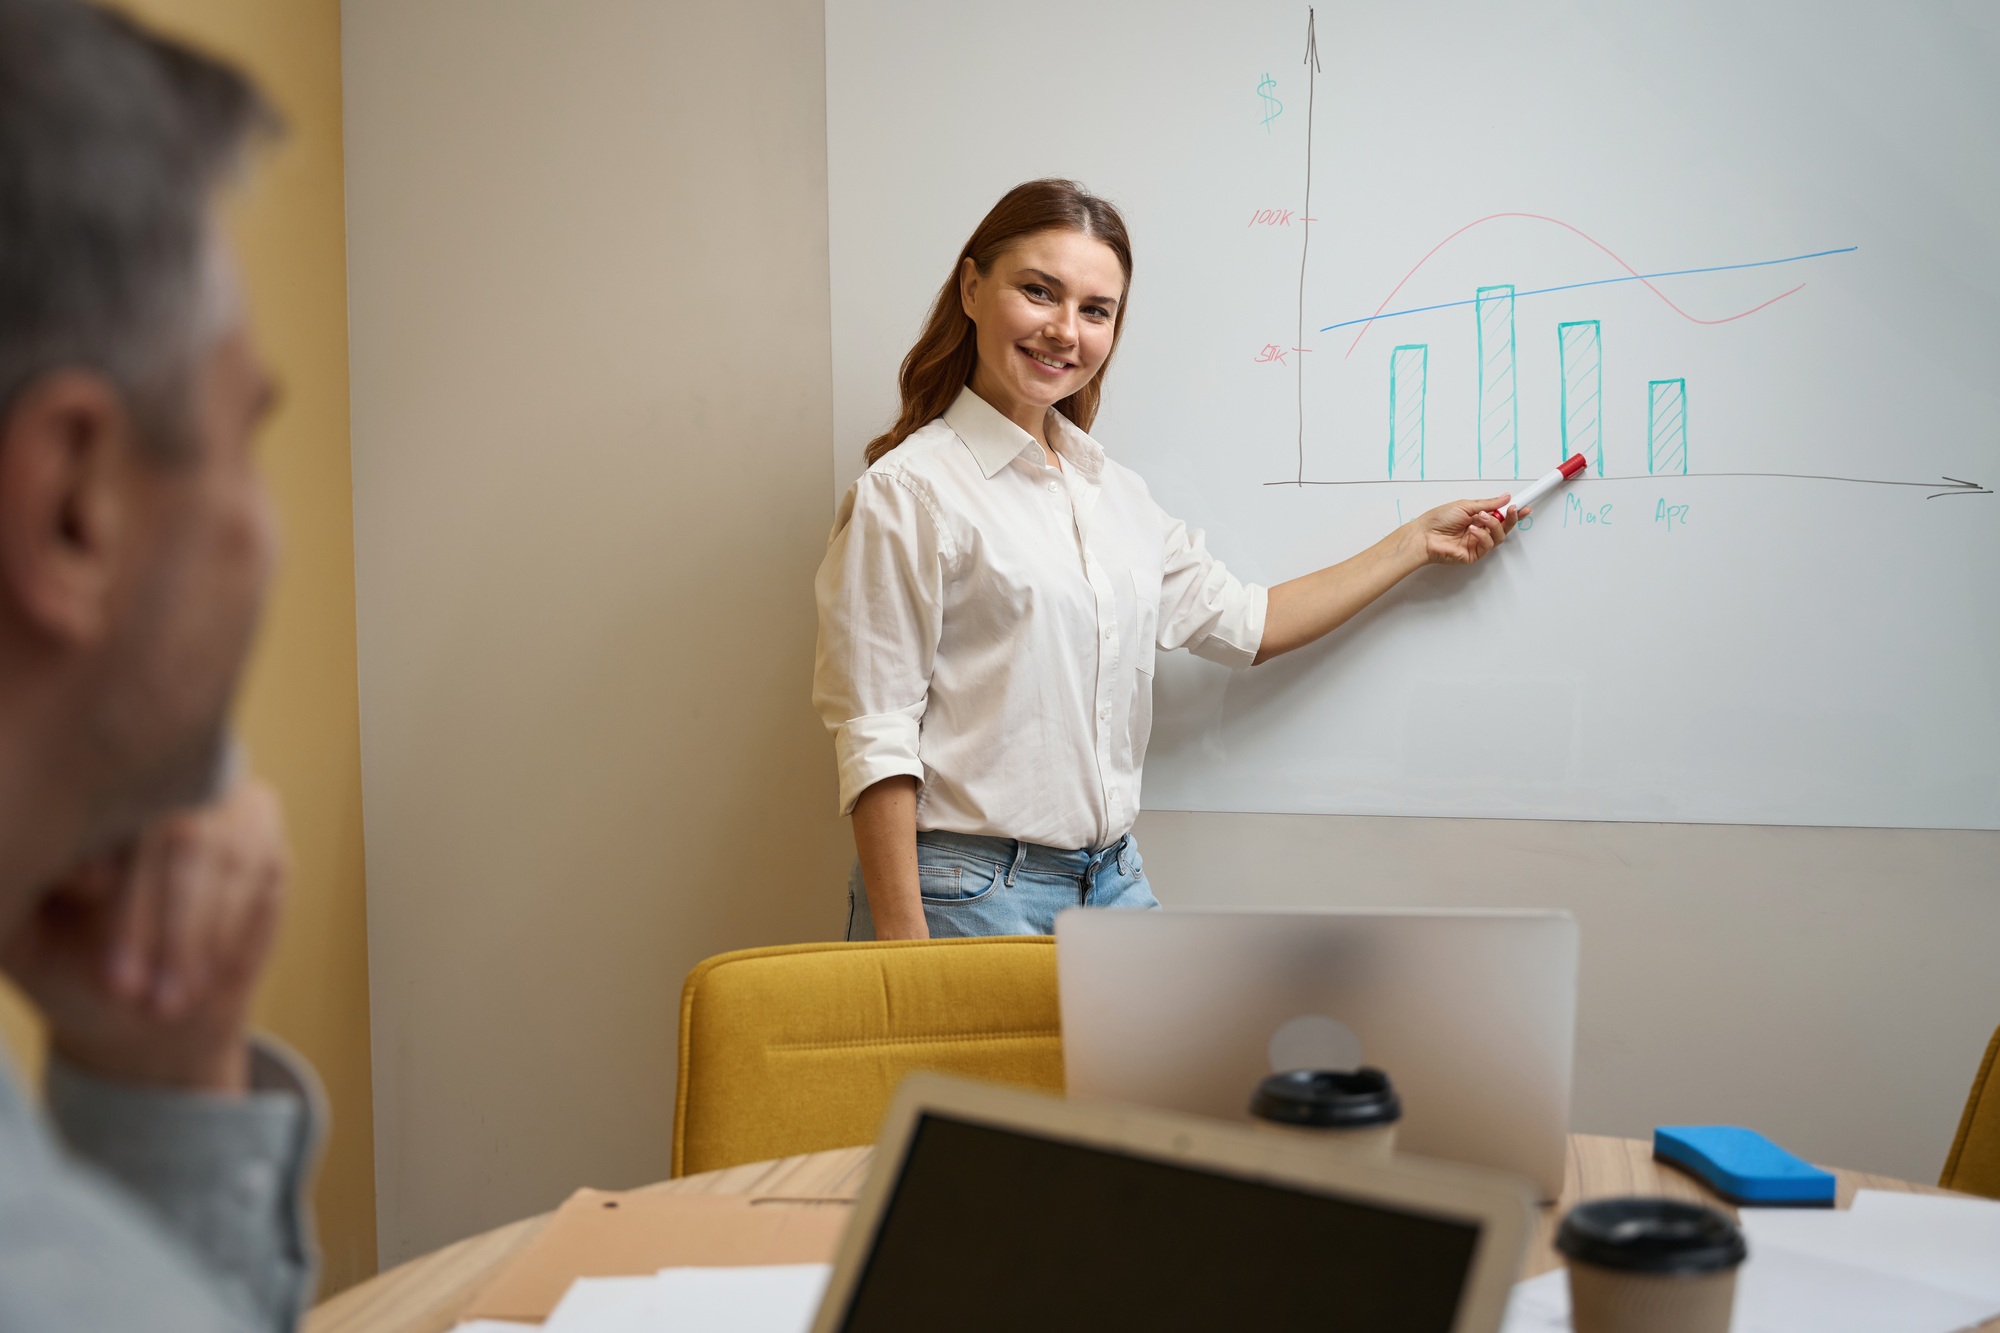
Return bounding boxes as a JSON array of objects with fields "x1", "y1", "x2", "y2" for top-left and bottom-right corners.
[{"x1": 0, "y1": 1040, "x2": 321, "y2": 1331}]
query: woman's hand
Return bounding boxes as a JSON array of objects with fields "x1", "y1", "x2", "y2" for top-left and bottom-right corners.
[{"x1": 1415, "y1": 496, "x2": 1519, "y2": 565}]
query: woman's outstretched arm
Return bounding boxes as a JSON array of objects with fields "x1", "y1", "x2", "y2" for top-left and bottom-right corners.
[{"x1": 1254, "y1": 496, "x2": 1516, "y2": 664}]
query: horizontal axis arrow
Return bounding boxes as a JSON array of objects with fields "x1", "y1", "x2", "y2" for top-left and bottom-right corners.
[{"x1": 1262, "y1": 472, "x2": 1992, "y2": 498}]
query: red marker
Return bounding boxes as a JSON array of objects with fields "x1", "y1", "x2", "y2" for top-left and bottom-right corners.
[{"x1": 1494, "y1": 453, "x2": 1589, "y2": 520}]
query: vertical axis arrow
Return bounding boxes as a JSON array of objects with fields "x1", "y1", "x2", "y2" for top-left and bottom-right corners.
[{"x1": 1296, "y1": 7, "x2": 1320, "y2": 486}]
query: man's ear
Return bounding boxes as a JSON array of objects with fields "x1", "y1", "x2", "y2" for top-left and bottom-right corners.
[
  {"x1": 0, "y1": 370, "x2": 135, "y2": 647},
  {"x1": 959, "y1": 256, "x2": 982, "y2": 321}
]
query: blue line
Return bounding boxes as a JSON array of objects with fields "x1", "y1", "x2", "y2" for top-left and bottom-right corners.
[{"x1": 1318, "y1": 246, "x2": 1857, "y2": 333}]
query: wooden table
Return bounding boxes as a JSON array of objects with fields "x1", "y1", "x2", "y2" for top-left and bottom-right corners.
[{"x1": 308, "y1": 1135, "x2": 1985, "y2": 1333}]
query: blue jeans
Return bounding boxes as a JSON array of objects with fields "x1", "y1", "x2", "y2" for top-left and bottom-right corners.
[{"x1": 846, "y1": 830, "x2": 1160, "y2": 940}]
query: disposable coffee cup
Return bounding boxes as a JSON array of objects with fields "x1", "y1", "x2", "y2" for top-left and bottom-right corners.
[
  {"x1": 1248, "y1": 1068, "x2": 1401, "y2": 1161},
  {"x1": 1556, "y1": 1198, "x2": 1747, "y2": 1333}
]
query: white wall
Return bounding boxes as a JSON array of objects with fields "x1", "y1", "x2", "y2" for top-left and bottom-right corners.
[
  {"x1": 1136, "y1": 810, "x2": 2000, "y2": 1185},
  {"x1": 343, "y1": 0, "x2": 850, "y2": 1264}
]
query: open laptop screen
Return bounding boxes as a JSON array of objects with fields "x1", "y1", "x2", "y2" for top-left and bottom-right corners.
[{"x1": 834, "y1": 1112, "x2": 1481, "y2": 1332}]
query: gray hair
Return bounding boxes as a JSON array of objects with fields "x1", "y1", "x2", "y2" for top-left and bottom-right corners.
[{"x1": 0, "y1": 0, "x2": 277, "y2": 455}]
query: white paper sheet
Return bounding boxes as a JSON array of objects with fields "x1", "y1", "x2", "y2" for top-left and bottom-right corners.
[
  {"x1": 1850, "y1": 1189, "x2": 2000, "y2": 1223},
  {"x1": 1740, "y1": 1198, "x2": 2000, "y2": 1305},
  {"x1": 650, "y1": 1265, "x2": 831, "y2": 1332},
  {"x1": 542, "y1": 1276, "x2": 663, "y2": 1332},
  {"x1": 538, "y1": 1265, "x2": 833, "y2": 1333},
  {"x1": 1842, "y1": 1190, "x2": 2000, "y2": 1300},
  {"x1": 1501, "y1": 1244, "x2": 2000, "y2": 1333}
]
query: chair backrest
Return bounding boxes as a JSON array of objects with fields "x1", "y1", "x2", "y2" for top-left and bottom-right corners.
[
  {"x1": 673, "y1": 937, "x2": 1062, "y2": 1177},
  {"x1": 1940, "y1": 1022, "x2": 2000, "y2": 1198}
]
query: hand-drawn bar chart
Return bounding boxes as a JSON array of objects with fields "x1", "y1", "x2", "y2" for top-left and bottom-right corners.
[
  {"x1": 1395, "y1": 288, "x2": 1680, "y2": 483},
  {"x1": 1309, "y1": 253, "x2": 1982, "y2": 496},
  {"x1": 1252, "y1": 4, "x2": 1981, "y2": 501}
]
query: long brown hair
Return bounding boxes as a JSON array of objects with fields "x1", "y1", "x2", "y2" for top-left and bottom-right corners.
[{"x1": 864, "y1": 179, "x2": 1133, "y2": 466}]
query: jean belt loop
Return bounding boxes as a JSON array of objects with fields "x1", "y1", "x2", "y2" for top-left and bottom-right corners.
[
  {"x1": 1117, "y1": 837, "x2": 1131, "y2": 876},
  {"x1": 1006, "y1": 839, "x2": 1027, "y2": 887}
]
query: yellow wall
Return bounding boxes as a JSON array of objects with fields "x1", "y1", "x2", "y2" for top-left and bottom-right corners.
[
  {"x1": 0, "y1": 985, "x2": 40, "y2": 1091},
  {"x1": 111, "y1": 0, "x2": 377, "y2": 1294}
]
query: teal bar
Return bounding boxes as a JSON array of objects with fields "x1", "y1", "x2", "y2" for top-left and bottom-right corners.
[
  {"x1": 1477, "y1": 284, "x2": 1518, "y2": 479},
  {"x1": 1388, "y1": 344, "x2": 1427, "y2": 480},
  {"x1": 1558, "y1": 320, "x2": 1602, "y2": 475},
  {"x1": 1648, "y1": 378, "x2": 1687, "y2": 475}
]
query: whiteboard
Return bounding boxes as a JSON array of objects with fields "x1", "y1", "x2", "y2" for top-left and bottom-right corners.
[{"x1": 826, "y1": 0, "x2": 2000, "y2": 829}]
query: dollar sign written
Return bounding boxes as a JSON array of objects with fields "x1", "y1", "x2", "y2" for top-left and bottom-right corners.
[{"x1": 1257, "y1": 73, "x2": 1282, "y2": 130}]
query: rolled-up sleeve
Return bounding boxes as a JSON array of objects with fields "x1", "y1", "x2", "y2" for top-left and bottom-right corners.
[
  {"x1": 1157, "y1": 508, "x2": 1267, "y2": 669},
  {"x1": 814, "y1": 468, "x2": 949, "y2": 815},
  {"x1": 45, "y1": 1037, "x2": 322, "y2": 1331}
]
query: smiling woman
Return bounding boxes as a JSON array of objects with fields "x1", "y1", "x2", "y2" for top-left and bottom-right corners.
[
  {"x1": 861, "y1": 181, "x2": 1132, "y2": 470},
  {"x1": 816, "y1": 179, "x2": 1519, "y2": 942}
]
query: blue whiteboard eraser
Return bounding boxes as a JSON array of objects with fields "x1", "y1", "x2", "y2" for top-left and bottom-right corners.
[{"x1": 1653, "y1": 1125, "x2": 1836, "y2": 1207}]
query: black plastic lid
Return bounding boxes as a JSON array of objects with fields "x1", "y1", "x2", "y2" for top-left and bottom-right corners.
[
  {"x1": 1556, "y1": 1198, "x2": 1748, "y2": 1275},
  {"x1": 1250, "y1": 1068, "x2": 1402, "y2": 1129}
]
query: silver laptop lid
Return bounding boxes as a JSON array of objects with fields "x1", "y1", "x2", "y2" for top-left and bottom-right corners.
[{"x1": 1057, "y1": 908, "x2": 1578, "y2": 1198}]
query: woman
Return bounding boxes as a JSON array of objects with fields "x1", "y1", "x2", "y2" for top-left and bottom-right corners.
[{"x1": 815, "y1": 180, "x2": 1515, "y2": 941}]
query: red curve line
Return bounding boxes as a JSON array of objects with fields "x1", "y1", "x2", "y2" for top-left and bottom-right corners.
[{"x1": 1343, "y1": 211, "x2": 1807, "y2": 360}]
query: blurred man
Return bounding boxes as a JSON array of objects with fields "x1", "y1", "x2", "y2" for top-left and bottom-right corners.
[{"x1": 0, "y1": 0, "x2": 322, "y2": 1327}]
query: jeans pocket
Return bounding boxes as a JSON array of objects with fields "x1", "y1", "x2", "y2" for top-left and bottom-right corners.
[{"x1": 918, "y1": 858, "x2": 1003, "y2": 905}]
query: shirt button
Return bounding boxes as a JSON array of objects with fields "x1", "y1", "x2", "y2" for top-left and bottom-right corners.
[{"x1": 1047, "y1": 481, "x2": 1060, "y2": 493}]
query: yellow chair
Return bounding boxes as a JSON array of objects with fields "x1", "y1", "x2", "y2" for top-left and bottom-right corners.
[
  {"x1": 673, "y1": 937, "x2": 1063, "y2": 1177},
  {"x1": 1940, "y1": 1022, "x2": 2000, "y2": 1198}
]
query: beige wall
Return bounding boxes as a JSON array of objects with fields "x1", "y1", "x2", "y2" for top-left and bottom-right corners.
[
  {"x1": 0, "y1": 0, "x2": 381, "y2": 1296},
  {"x1": 341, "y1": 0, "x2": 850, "y2": 1264},
  {"x1": 1136, "y1": 811, "x2": 2000, "y2": 1186}
]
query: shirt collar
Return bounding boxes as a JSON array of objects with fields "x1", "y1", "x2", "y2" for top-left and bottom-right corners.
[{"x1": 943, "y1": 386, "x2": 1106, "y2": 483}]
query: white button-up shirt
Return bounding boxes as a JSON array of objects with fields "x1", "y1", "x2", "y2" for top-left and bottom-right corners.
[{"x1": 814, "y1": 387, "x2": 1267, "y2": 850}]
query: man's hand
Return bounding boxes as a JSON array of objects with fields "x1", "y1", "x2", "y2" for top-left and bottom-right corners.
[{"x1": 0, "y1": 777, "x2": 289, "y2": 1094}]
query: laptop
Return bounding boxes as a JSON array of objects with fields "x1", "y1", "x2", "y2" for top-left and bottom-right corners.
[
  {"x1": 1056, "y1": 908, "x2": 1579, "y2": 1199},
  {"x1": 811, "y1": 1072, "x2": 1534, "y2": 1333}
]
